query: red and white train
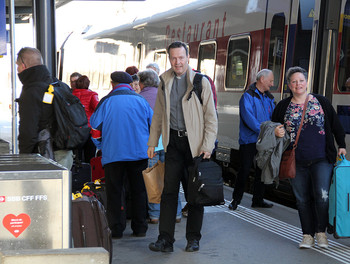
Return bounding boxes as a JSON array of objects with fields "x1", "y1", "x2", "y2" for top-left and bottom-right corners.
[{"x1": 62, "y1": 0, "x2": 350, "y2": 179}]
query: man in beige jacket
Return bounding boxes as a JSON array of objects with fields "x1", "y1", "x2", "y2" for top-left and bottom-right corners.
[{"x1": 148, "y1": 41, "x2": 217, "y2": 253}]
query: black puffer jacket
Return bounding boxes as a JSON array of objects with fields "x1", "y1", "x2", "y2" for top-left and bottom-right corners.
[{"x1": 17, "y1": 65, "x2": 54, "y2": 153}]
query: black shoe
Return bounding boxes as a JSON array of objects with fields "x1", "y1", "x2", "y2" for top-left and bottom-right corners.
[
  {"x1": 149, "y1": 239, "x2": 173, "y2": 252},
  {"x1": 251, "y1": 201, "x2": 273, "y2": 208},
  {"x1": 185, "y1": 239, "x2": 199, "y2": 252},
  {"x1": 228, "y1": 200, "x2": 239, "y2": 210},
  {"x1": 132, "y1": 232, "x2": 146, "y2": 237}
]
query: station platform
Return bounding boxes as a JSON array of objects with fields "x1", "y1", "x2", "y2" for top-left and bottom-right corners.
[{"x1": 111, "y1": 185, "x2": 350, "y2": 264}]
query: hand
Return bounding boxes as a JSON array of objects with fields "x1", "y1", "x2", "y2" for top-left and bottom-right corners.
[
  {"x1": 147, "y1": 147, "x2": 156, "y2": 158},
  {"x1": 200, "y1": 151, "x2": 211, "y2": 159},
  {"x1": 274, "y1": 125, "x2": 285, "y2": 138},
  {"x1": 338, "y1": 148, "x2": 347, "y2": 156}
]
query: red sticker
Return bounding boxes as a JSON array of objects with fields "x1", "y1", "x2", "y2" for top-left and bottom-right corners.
[{"x1": 3, "y1": 214, "x2": 31, "y2": 238}]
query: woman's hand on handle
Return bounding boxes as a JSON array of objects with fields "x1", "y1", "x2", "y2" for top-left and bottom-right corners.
[{"x1": 338, "y1": 148, "x2": 347, "y2": 157}]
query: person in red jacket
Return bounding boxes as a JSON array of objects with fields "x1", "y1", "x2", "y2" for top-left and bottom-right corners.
[{"x1": 73, "y1": 75, "x2": 99, "y2": 162}]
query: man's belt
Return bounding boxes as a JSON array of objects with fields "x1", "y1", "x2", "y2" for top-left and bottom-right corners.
[{"x1": 170, "y1": 129, "x2": 187, "y2": 137}]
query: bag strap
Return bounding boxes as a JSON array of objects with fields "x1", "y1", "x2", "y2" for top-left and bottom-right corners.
[{"x1": 293, "y1": 94, "x2": 309, "y2": 148}]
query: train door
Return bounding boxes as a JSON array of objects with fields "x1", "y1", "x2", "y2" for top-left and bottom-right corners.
[
  {"x1": 197, "y1": 41, "x2": 217, "y2": 81},
  {"x1": 282, "y1": 0, "x2": 319, "y2": 98},
  {"x1": 264, "y1": 0, "x2": 291, "y2": 95},
  {"x1": 333, "y1": 0, "x2": 350, "y2": 138}
]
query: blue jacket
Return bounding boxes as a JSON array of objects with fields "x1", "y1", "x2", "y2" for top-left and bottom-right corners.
[
  {"x1": 239, "y1": 83, "x2": 275, "y2": 145},
  {"x1": 90, "y1": 85, "x2": 153, "y2": 166}
]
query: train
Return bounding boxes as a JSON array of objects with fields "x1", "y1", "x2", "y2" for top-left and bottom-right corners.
[{"x1": 61, "y1": 0, "x2": 350, "y2": 199}]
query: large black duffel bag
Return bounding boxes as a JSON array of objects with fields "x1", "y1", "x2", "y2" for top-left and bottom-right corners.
[{"x1": 187, "y1": 154, "x2": 225, "y2": 206}]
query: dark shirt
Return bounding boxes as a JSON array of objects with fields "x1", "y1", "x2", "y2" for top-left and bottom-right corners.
[
  {"x1": 285, "y1": 96, "x2": 326, "y2": 161},
  {"x1": 170, "y1": 72, "x2": 187, "y2": 131}
]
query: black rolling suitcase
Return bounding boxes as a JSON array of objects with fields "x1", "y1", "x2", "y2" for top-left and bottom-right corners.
[{"x1": 72, "y1": 194, "x2": 113, "y2": 263}]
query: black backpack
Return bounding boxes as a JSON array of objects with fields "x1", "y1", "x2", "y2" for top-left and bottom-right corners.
[{"x1": 49, "y1": 81, "x2": 90, "y2": 150}]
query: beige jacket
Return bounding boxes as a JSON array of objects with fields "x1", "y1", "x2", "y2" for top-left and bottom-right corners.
[{"x1": 147, "y1": 67, "x2": 217, "y2": 157}]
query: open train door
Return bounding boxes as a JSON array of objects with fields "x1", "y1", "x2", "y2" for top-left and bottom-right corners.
[{"x1": 281, "y1": 0, "x2": 321, "y2": 99}]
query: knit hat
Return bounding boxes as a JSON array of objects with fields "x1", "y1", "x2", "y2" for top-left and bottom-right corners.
[{"x1": 110, "y1": 71, "x2": 133, "y2": 84}]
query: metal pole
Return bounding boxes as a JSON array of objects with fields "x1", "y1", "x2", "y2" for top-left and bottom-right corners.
[
  {"x1": 33, "y1": 0, "x2": 57, "y2": 77},
  {"x1": 9, "y1": 0, "x2": 18, "y2": 154}
]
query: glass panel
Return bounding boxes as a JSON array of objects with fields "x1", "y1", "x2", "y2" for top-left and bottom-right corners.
[
  {"x1": 292, "y1": 0, "x2": 315, "y2": 70},
  {"x1": 198, "y1": 42, "x2": 216, "y2": 80},
  {"x1": 338, "y1": 0, "x2": 350, "y2": 92},
  {"x1": 154, "y1": 51, "x2": 167, "y2": 74},
  {"x1": 225, "y1": 37, "x2": 250, "y2": 89},
  {"x1": 268, "y1": 13, "x2": 285, "y2": 91}
]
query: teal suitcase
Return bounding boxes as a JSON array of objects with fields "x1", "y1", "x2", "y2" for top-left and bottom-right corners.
[{"x1": 328, "y1": 155, "x2": 350, "y2": 238}]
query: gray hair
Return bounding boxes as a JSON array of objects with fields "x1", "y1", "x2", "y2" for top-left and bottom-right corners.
[
  {"x1": 256, "y1": 69, "x2": 273, "y2": 81},
  {"x1": 146, "y1": 62, "x2": 160, "y2": 75},
  {"x1": 286, "y1": 66, "x2": 308, "y2": 84},
  {"x1": 17, "y1": 47, "x2": 43, "y2": 67},
  {"x1": 138, "y1": 69, "x2": 160, "y2": 88}
]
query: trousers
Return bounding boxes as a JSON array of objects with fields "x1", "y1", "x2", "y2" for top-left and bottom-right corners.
[
  {"x1": 104, "y1": 159, "x2": 148, "y2": 236},
  {"x1": 158, "y1": 131, "x2": 204, "y2": 243}
]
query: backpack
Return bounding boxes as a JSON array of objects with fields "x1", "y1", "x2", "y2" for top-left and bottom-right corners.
[
  {"x1": 47, "y1": 81, "x2": 91, "y2": 150},
  {"x1": 186, "y1": 73, "x2": 217, "y2": 109}
]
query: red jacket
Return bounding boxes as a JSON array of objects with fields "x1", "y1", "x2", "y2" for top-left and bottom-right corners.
[{"x1": 72, "y1": 89, "x2": 99, "y2": 127}]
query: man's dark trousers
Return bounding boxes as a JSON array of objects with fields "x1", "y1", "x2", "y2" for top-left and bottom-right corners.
[
  {"x1": 104, "y1": 159, "x2": 148, "y2": 236},
  {"x1": 158, "y1": 130, "x2": 204, "y2": 244},
  {"x1": 232, "y1": 143, "x2": 265, "y2": 203}
]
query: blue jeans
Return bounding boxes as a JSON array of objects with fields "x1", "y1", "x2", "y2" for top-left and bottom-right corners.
[
  {"x1": 149, "y1": 197, "x2": 182, "y2": 220},
  {"x1": 148, "y1": 150, "x2": 182, "y2": 220},
  {"x1": 290, "y1": 158, "x2": 333, "y2": 236}
]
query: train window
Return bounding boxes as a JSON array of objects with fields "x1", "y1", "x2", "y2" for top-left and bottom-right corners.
[
  {"x1": 338, "y1": 0, "x2": 350, "y2": 92},
  {"x1": 154, "y1": 50, "x2": 167, "y2": 74},
  {"x1": 197, "y1": 41, "x2": 217, "y2": 81},
  {"x1": 268, "y1": 13, "x2": 285, "y2": 91},
  {"x1": 225, "y1": 36, "x2": 250, "y2": 90}
]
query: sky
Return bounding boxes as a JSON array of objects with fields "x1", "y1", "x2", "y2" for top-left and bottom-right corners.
[{"x1": 55, "y1": 0, "x2": 196, "y2": 47}]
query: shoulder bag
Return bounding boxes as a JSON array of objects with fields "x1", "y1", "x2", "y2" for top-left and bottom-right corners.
[{"x1": 279, "y1": 94, "x2": 309, "y2": 180}]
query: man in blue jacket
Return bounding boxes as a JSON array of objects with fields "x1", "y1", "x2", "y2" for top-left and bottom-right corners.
[
  {"x1": 229, "y1": 69, "x2": 275, "y2": 210},
  {"x1": 90, "y1": 71, "x2": 153, "y2": 238}
]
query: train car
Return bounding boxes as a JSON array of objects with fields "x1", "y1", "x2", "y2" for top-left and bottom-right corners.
[{"x1": 61, "y1": 0, "x2": 350, "y2": 194}]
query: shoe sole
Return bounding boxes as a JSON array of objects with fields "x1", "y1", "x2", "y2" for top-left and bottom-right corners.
[
  {"x1": 185, "y1": 247, "x2": 199, "y2": 252},
  {"x1": 318, "y1": 244, "x2": 329, "y2": 248},
  {"x1": 299, "y1": 244, "x2": 314, "y2": 249},
  {"x1": 149, "y1": 243, "x2": 173, "y2": 253}
]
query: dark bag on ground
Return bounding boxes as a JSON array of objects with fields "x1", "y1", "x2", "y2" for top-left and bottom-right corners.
[
  {"x1": 71, "y1": 162, "x2": 92, "y2": 193},
  {"x1": 50, "y1": 81, "x2": 91, "y2": 150},
  {"x1": 81, "y1": 180, "x2": 107, "y2": 209},
  {"x1": 278, "y1": 148, "x2": 296, "y2": 180},
  {"x1": 72, "y1": 194, "x2": 112, "y2": 263},
  {"x1": 187, "y1": 154, "x2": 224, "y2": 206},
  {"x1": 328, "y1": 155, "x2": 350, "y2": 238}
]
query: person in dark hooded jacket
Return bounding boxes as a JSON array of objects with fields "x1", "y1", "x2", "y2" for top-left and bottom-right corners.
[{"x1": 16, "y1": 47, "x2": 73, "y2": 169}]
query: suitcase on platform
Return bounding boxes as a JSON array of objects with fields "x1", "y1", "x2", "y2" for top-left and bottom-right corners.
[
  {"x1": 91, "y1": 156, "x2": 105, "y2": 182},
  {"x1": 328, "y1": 155, "x2": 350, "y2": 238},
  {"x1": 71, "y1": 162, "x2": 92, "y2": 192},
  {"x1": 72, "y1": 194, "x2": 113, "y2": 263}
]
